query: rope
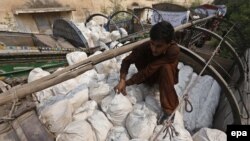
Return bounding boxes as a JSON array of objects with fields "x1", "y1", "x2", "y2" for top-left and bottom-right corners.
[
  {"x1": 183, "y1": 94, "x2": 193, "y2": 113},
  {"x1": 152, "y1": 23, "x2": 236, "y2": 141}
]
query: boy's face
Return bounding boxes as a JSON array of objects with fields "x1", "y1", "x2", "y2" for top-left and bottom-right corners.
[{"x1": 150, "y1": 40, "x2": 170, "y2": 56}]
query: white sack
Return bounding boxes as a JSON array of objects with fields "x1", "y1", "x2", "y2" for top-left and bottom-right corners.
[
  {"x1": 126, "y1": 85, "x2": 144, "y2": 104},
  {"x1": 106, "y1": 71, "x2": 119, "y2": 87},
  {"x1": 126, "y1": 103, "x2": 157, "y2": 139},
  {"x1": 119, "y1": 28, "x2": 128, "y2": 37},
  {"x1": 150, "y1": 124, "x2": 192, "y2": 141},
  {"x1": 89, "y1": 82, "x2": 110, "y2": 104},
  {"x1": 192, "y1": 128, "x2": 226, "y2": 141},
  {"x1": 38, "y1": 96, "x2": 73, "y2": 133},
  {"x1": 52, "y1": 68, "x2": 79, "y2": 96},
  {"x1": 56, "y1": 120, "x2": 96, "y2": 141},
  {"x1": 76, "y1": 69, "x2": 105, "y2": 86},
  {"x1": 110, "y1": 30, "x2": 121, "y2": 41},
  {"x1": 183, "y1": 75, "x2": 216, "y2": 133},
  {"x1": 176, "y1": 65, "x2": 193, "y2": 91},
  {"x1": 145, "y1": 93, "x2": 161, "y2": 116},
  {"x1": 86, "y1": 20, "x2": 97, "y2": 28},
  {"x1": 66, "y1": 51, "x2": 87, "y2": 65},
  {"x1": 110, "y1": 41, "x2": 123, "y2": 49},
  {"x1": 90, "y1": 51, "x2": 119, "y2": 74},
  {"x1": 150, "y1": 111, "x2": 192, "y2": 141},
  {"x1": 66, "y1": 84, "x2": 89, "y2": 111},
  {"x1": 73, "y1": 100, "x2": 98, "y2": 121},
  {"x1": 196, "y1": 80, "x2": 221, "y2": 129},
  {"x1": 28, "y1": 68, "x2": 53, "y2": 102},
  {"x1": 101, "y1": 92, "x2": 133, "y2": 126},
  {"x1": 106, "y1": 126, "x2": 130, "y2": 141},
  {"x1": 28, "y1": 68, "x2": 50, "y2": 83},
  {"x1": 52, "y1": 78, "x2": 78, "y2": 96},
  {"x1": 99, "y1": 31, "x2": 112, "y2": 43},
  {"x1": 87, "y1": 110, "x2": 113, "y2": 141},
  {"x1": 177, "y1": 62, "x2": 184, "y2": 70}
]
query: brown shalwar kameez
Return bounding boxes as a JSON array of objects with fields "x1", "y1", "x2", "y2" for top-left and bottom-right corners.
[{"x1": 120, "y1": 40, "x2": 180, "y2": 114}]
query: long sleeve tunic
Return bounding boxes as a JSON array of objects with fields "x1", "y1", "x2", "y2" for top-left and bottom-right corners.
[{"x1": 120, "y1": 40, "x2": 180, "y2": 113}]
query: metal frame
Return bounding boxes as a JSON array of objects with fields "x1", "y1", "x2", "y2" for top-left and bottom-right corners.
[
  {"x1": 179, "y1": 44, "x2": 242, "y2": 125},
  {"x1": 191, "y1": 27, "x2": 245, "y2": 85}
]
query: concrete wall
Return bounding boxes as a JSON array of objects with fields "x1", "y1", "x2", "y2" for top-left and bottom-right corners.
[{"x1": 0, "y1": 0, "x2": 214, "y2": 31}]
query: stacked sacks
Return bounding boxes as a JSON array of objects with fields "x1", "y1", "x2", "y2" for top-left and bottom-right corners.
[
  {"x1": 76, "y1": 20, "x2": 127, "y2": 49},
  {"x1": 31, "y1": 46, "x2": 224, "y2": 140},
  {"x1": 75, "y1": 22, "x2": 94, "y2": 47}
]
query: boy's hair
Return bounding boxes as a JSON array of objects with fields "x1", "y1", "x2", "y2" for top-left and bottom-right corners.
[{"x1": 149, "y1": 21, "x2": 175, "y2": 44}]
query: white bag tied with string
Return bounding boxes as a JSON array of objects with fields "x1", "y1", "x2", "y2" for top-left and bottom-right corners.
[
  {"x1": 183, "y1": 75, "x2": 218, "y2": 133},
  {"x1": 101, "y1": 92, "x2": 133, "y2": 126},
  {"x1": 150, "y1": 111, "x2": 192, "y2": 141},
  {"x1": 28, "y1": 68, "x2": 54, "y2": 102},
  {"x1": 150, "y1": 124, "x2": 192, "y2": 141},
  {"x1": 73, "y1": 100, "x2": 98, "y2": 121},
  {"x1": 126, "y1": 103, "x2": 157, "y2": 139},
  {"x1": 56, "y1": 120, "x2": 96, "y2": 141},
  {"x1": 106, "y1": 126, "x2": 130, "y2": 141},
  {"x1": 38, "y1": 96, "x2": 73, "y2": 134},
  {"x1": 87, "y1": 110, "x2": 113, "y2": 141},
  {"x1": 192, "y1": 128, "x2": 226, "y2": 141},
  {"x1": 66, "y1": 51, "x2": 87, "y2": 66}
]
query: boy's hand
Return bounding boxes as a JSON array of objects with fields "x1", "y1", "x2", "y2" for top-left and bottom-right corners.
[{"x1": 114, "y1": 79, "x2": 127, "y2": 96}]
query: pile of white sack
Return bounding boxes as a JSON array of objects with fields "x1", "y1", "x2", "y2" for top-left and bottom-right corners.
[
  {"x1": 28, "y1": 49, "x2": 226, "y2": 141},
  {"x1": 75, "y1": 20, "x2": 127, "y2": 49}
]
